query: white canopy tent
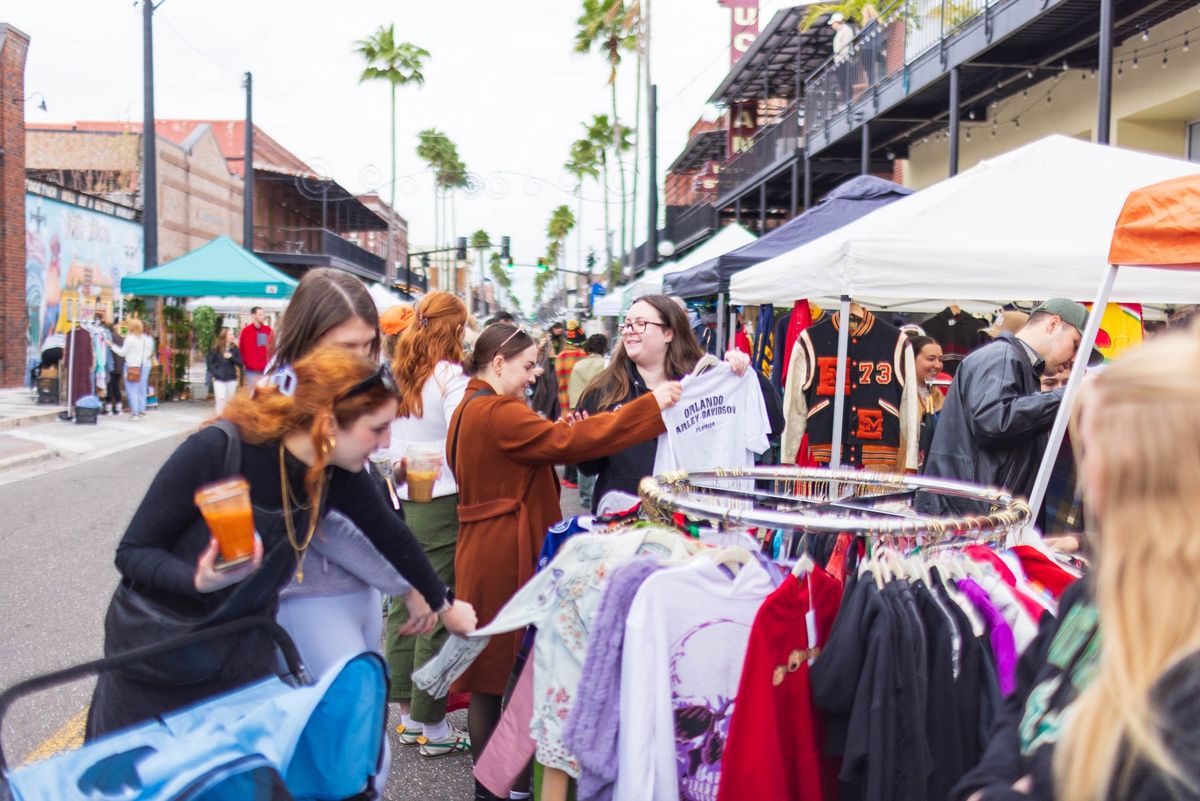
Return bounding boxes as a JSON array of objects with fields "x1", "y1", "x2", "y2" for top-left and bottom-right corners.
[
  {"x1": 598, "y1": 224, "x2": 757, "y2": 316},
  {"x1": 366, "y1": 282, "x2": 415, "y2": 312},
  {"x1": 731, "y1": 136, "x2": 1200, "y2": 310}
]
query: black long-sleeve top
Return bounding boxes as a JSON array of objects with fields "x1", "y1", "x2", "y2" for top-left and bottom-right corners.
[
  {"x1": 206, "y1": 345, "x2": 242, "y2": 382},
  {"x1": 115, "y1": 424, "x2": 446, "y2": 611}
]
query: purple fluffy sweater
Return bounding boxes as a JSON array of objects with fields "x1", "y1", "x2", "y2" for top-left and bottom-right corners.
[{"x1": 563, "y1": 555, "x2": 661, "y2": 801}]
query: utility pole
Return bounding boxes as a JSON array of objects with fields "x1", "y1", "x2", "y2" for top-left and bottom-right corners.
[
  {"x1": 142, "y1": 0, "x2": 159, "y2": 270},
  {"x1": 242, "y1": 72, "x2": 254, "y2": 250},
  {"x1": 648, "y1": 83, "x2": 659, "y2": 266}
]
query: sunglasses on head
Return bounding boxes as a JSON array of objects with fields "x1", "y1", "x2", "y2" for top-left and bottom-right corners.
[
  {"x1": 497, "y1": 324, "x2": 529, "y2": 350},
  {"x1": 339, "y1": 362, "x2": 400, "y2": 402}
]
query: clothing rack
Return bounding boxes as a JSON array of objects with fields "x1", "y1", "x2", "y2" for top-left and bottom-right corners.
[
  {"x1": 62, "y1": 318, "x2": 105, "y2": 420},
  {"x1": 639, "y1": 467, "x2": 1032, "y2": 545}
]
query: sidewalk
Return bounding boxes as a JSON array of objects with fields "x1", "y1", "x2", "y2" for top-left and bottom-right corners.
[{"x1": 0, "y1": 390, "x2": 213, "y2": 480}]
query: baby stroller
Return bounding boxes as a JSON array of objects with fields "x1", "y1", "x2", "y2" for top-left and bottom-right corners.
[{"x1": 0, "y1": 617, "x2": 389, "y2": 801}]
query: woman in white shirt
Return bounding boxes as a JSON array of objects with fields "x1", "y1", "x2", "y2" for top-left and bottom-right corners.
[
  {"x1": 383, "y1": 291, "x2": 472, "y2": 757},
  {"x1": 110, "y1": 318, "x2": 154, "y2": 420}
]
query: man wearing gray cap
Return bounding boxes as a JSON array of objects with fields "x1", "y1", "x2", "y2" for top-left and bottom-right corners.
[{"x1": 919, "y1": 299, "x2": 1090, "y2": 516}]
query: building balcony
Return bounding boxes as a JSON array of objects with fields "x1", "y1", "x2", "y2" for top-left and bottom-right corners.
[
  {"x1": 802, "y1": 0, "x2": 1197, "y2": 160},
  {"x1": 666, "y1": 202, "x2": 719, "y2": 252},
  {"x1": 716, "y1": 103, "x2": 803, "y2": 209},
  {"x1": 256, "y1": 226, "x2": 386, "y2": 282}
]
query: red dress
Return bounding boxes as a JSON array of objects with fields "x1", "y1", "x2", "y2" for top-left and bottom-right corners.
[{"x1": 717, "y1": 567, "x2": 843, "y2": 801}]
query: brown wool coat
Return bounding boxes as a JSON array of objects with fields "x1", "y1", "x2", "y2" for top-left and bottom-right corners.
[{"x1": 447, "y1": 377, "x2": 666, "y2": 695}]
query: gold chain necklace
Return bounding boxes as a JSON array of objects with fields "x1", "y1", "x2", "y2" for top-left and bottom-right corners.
[{"x1": 279, "y1": 441, "x2": 325, "y2": 583}]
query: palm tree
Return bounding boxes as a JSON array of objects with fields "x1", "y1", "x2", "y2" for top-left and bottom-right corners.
[
  {"x1": 564, "y1": 138, "x2": 600, "y2": 283},
  {"x1": 469, "y1": 229, "x2": 491, "y2": 314},
  {"x1": 800, "y1": 0, "x2": 879, "y2": 30},
  {"x1": 584, "y1": 114, "x2": 631, "y2": 287},
  {"x1": 355, "y1": 26, "x2": 429, "y2": 280},
  {"x1": 416, "y1": 129, "x2": 468, "y2": 290},
  {"x1": 576, "y1": 0, "x2": 640, "y2": 273}
]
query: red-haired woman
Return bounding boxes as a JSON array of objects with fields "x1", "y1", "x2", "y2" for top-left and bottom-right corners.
[
  {"x1": 383, "y1": 291, "x2": 473, "y2": 756},
  {"x1": 87, "y1": 346, "x2": 476, "y2": 739}
]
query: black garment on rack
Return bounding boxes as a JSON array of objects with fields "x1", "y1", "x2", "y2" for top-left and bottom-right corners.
[
  {"x1": 770, "y1": 311, "x2": 792, "y2": 391},
  {"x1": 64, "y1": 327, "x2": 95, "y2": 407},
  {"x1": 922, "y1": 308, "x2": 988, "y2": 356},
  {"x1": 888, "y1": 580, "x2": 931, "y2": 801},
  {"x1": 913, "y1": 580, "x2": 966, "y2": 801}
]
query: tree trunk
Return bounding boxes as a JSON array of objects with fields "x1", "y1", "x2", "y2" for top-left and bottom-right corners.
[
  {"x1": 387, "y1": 84, "x2": 396, "y2": 281},
  {"x1": 610, "y1": 82, "x2": 628, "y2": 282},
  {"x1": 629, "y1": 49, "x2": 642, "y2": 261},
  {"x1": 602, "y1": 156, "x2": 614, "y2": 287}
]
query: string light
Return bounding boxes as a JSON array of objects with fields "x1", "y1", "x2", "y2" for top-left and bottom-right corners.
[
  {"x1": 1163, "y1": 49, "x2": 1169, "y2": 67},
  {"x1": 1142, "y1": 27, "x2": 1150, "y2": 41},
  {"x1": 1014, "y1": 117, "x2": 1021, "y2": 129},
  {"x1": 1133, "y1": 49, "x2": 1139, "y2": 68},
  {"x1": 1185, "y1": 35, "x2": 1190, "y2": 52},
  {"x1": 968, "y1": 109, "x2": 976, "y2": 120},
  {"x1": 1026, "y1": 69, "x2": 1034, "y2": 79},
  {"x1": 1047, "y1": 93, "x2": 1053, "y2": 103}
]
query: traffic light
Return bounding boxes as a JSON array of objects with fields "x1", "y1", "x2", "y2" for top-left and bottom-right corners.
[
  {"x1": 455, "y1": 237, "x2": 468, "y2": 260},
  {"x1": 586, "y1": 250, "x2": 596, "y2": 270},
  {"x1": 536, "y1": 258, "x2": 549, "y2": 274},
  {"x1": 421, "y1": 253, "x2": 430, "y2": 270},
  {"x1": 500, "y1": 236, "x2": 511, "y2": 261},
  {"x1": 506, "y1": 258, "x2": 515, "y2": 270}
]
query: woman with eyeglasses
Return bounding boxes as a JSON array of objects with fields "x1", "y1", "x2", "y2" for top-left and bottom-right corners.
[
  {"x1": 87, "y1": 346, "x2": 477, "y2": 740},
  {"x1": 575, "y1": 295, "x2": 751, "y2": 512},
  {"x1": 447, "y1": 321, "x2": 682, "y2": 775}
]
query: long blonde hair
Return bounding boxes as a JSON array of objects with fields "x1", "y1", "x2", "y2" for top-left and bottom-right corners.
[{"x1": 1055, "y1": 331, "x2": 1200, "y2": 801}]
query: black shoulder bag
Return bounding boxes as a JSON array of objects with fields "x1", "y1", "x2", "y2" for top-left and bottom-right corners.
[{"x1": 103, "y1": 420, "x2": 293, "y2": 686}]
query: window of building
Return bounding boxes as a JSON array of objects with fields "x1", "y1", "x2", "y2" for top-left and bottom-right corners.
[{"x1": 1189, "y1": 121, "x2": 1200, "y2": 163}]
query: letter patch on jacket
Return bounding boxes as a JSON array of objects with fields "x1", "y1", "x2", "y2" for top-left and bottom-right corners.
[
  {"x1": 855, "y1": 409, "x2": 884, "y2": 440},
  {"x1": 816, "y1": 357, "x2": 850, "y2": 397}
]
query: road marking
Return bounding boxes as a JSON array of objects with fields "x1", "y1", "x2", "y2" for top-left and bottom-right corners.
[{"x1": 20, "y1": 707, "x2": 87, "y2": 767}]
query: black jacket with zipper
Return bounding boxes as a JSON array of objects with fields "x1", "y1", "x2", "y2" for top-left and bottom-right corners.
[{"x1": 918, "y1": 333, "x2": 1061, "y2": 516}]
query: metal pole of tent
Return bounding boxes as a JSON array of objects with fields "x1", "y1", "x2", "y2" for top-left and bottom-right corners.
[
  {"x1": 716, "y1": 294, "x2": 727, "y2": 357},
  {"x1": 1027, "y1": 263, "x2": 1118, "y2": 521},
  {"x1": 829, "y1": 296, "x2": 852, "y2": 468},
  {"x1": 728, "y1": 306, "x2": 737, "y2": 354}
]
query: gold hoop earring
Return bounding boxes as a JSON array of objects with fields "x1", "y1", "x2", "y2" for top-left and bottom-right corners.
[{"x1": 320, "y1": 435, "x2": 336, "y2": 456}]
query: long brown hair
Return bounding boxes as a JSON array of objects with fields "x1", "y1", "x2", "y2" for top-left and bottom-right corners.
[
  {"x1": 273, "y1": 268, "x2": 380, "y2": 367},
  {"x1": 220, "y1": 347, "x2": 396, "y2": 500},
  {"x1": 1055, "y1": 331, "x2": 1200, "y2": 801},
  {"x1": 584, "y1": 294, "x2": 704, "y2": 410},
  {"x1": 391, "y1": 292, "x2": 467, "y2": 418},
  {"x1": 468, "y1": 322, "x2": 535, "y2": 376}
]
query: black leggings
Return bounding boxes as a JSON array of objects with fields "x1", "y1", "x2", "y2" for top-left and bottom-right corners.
[{"x1": 106, "y1": 372, "x2": 122, "y2": 410}]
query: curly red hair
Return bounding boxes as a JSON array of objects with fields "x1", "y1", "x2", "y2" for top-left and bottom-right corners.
[
  {"x1": 391, "y1": 291, "x2": 467, "y2": 418},
  {"x1": 220, "y1": 346, "x2": 395, "y2": 500}
]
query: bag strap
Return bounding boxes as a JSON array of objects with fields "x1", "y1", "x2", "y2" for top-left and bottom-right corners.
[
  {"x1": 448, "y1": 388, "x2": 496, "y2": 475},
  {"x1": 209, "y1": 418, "x2": 242, "y2": 476}
]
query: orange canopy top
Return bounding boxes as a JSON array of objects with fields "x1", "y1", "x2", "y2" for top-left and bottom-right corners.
[{"x1": 1108, "y1": 172, "x2": 1200, "y2": 268}]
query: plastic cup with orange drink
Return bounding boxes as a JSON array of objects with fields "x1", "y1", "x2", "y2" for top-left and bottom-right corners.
[
  {"x1": 194, "y1": 477, "x2": 255, "y2": 570},
  {"x1": 405, "y1": 445, "x2": 443, "y2": 503}
]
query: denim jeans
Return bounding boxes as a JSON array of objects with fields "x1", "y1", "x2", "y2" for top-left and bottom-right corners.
[{"x1": 124, "y1": 366, "x2": 149, "y2": 415}]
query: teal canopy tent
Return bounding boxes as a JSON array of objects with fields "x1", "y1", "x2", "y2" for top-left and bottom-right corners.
[{"x1": 121, "y1": 236, "x2": 297, "y2": 298}]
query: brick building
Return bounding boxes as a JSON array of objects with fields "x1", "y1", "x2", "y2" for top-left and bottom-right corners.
[
  {"x1": 27, "y1": 121, "x2": 243, "y2": 265},
  {"x1": 0, "y1": 24, "x2": 30, "y2": 388}
]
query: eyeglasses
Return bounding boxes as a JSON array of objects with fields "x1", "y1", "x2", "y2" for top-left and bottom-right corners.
[
  {"x1": 339, "y1": 363, "x2": 400, "y2": 402},
  {"x1": 619, "y1": 319, "x2": 669, "y2": 335}
]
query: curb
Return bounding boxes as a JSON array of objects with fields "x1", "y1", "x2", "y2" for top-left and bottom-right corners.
[
  {"x1": 0, "y1": 443, "x2": 57, "y2": 472},
  {"x1": 0, "y1": 409, "x2": 66, "y2": 432}
]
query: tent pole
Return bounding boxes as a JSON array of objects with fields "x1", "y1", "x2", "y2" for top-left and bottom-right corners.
[
  {"x1": 1027, "y1": 263, "x2": 1118, "y2": 522},
  {"x1": 716, "y1": 294, "x2": 727, "y2": 356},
  {"x1": 728, "y1": 306, "x2": 737, "y2": 354},
  {"x1": 830, "y1": 295, "x2": 852, "y2": 468},
  {"x1": 948, "y1": 67, "x2": 960, "y2": 177}
]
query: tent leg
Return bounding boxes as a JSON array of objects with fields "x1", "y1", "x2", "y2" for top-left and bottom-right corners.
[
  {"x1": 830, "y1": 295, "x2": 852, "y2": 469},
  {"x1": 728, "y1": 307, "x2": 737, "y2": 354},
  {"x1": 716, "y1": 294, "x2": 726, "y2": 356},
  {"x1": 1027, "y1": 263, "x2": 1119, "y2": 523}
]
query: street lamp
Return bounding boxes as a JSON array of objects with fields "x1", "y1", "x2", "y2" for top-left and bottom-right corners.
[
  {"x1": 657, "y1": 239, "x2": 676, "y2": 259},
  {"x1": 20, "y1": 92, "x2": 48, "y2": 112}
]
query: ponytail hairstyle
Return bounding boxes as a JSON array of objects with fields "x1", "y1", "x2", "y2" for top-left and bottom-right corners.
[
  {"x1": 219, "y1": 346, "x2": 398, "y2": 501},
  {"x1": 1054, "y1": 331, "x2": 1200, "y2": 801},
  {"x1": 468, "y1": 322, "x2": 535, "y2": 377},
  {"x1": 391, "y1": 291, "x2": 468, "y2": 418}
]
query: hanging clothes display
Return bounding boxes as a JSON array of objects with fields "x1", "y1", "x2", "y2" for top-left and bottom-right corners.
[
  {"x1": 63, "y1": 325, "x2": 96, "y2": 407},
  {"x1": 752, "y1": 304, "x2": 775, "y2": 380},
  {"x1": 780, "y1": 309, "x2": 920, "y2": 471},
  {"x1": 921, "y1": 307, "x2": 988, "y2": 356}
]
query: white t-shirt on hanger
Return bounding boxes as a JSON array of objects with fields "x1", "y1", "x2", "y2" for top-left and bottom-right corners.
[{"x1": 653, "y1": 363, "x2": 770, "y2": 481}]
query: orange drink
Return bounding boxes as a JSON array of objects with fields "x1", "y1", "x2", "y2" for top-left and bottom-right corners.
[
  {"x1": 194, "y1": 477, "x2": 254, "y2": 564},
  {"x1": 406, "y1": 445, "x2": 443, "y2": 503}
]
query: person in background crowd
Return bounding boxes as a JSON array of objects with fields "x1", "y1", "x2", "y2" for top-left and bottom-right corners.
[
  {"x1": 380, "y1": 303, "x2": 416, "y2": 361},
  {"x1": 569, "y1": 334, "x2": 609, "y2": 509},
  {"x1": 272, "y1": 268, "x2": 380, "y2": 368},
  {"x1": 919, "y1": 299, "x2": 1087, "y2": 515},
  {"x1": 239, "y1": 306, "x2": 273, "y2": 387},
  {"x1": 576, "y1": 295, "x2": 751, "y2": 513},
  {"x1": 87, "y1": 346, "x2": 476, "y2": 740},
  {"x1": 206, "y1": 328, "x2": 242, "y2": 416},
  {"x1": 447, "y1": 322, "x2": 681, "y2": 791},
  {"x1": 909, "y1": 335, "x2": 945, "y2": 470},
  {"x1": 103, "y1": 319, "x2": 124, "y2": 416},
  {"x1": 554, "y1": 324, "x2": 589, "y2": 489},
  {"x1": 547, "y1": 321, "x2": 567, "y2": 356},
  {"x1": 529, "y1": 332, "x2": 561, "y2": 420},
  {"x1": 108, "y1": 318, "x2": 153, "y2": 421},
  {"x1": 383, "y1": 292, "x2": 472, "y2": 758},
  {"x1": 488, "y1": 310, "x2": 515, "y2": 327},
  {"x1": 955, "y1": 331, "x2": 1200, "y2": 801}
]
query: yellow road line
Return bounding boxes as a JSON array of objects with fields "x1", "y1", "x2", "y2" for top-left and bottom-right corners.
[{"x1": 20, "y1": 707, "x2": 87, "y2": 767}]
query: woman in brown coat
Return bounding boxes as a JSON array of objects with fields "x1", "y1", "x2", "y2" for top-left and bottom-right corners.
[{"x1": 446, "y1": 321, "x2": 681, "y2": 763}]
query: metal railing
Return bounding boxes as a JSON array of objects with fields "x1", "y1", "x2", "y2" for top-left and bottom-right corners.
[
  {"x1": 718, "y1": 103, "x2": 803, "y2": 200},
  {"x1": 665, "y1": 202, "x2": 719, "y2": 249},
  {"x1": 804, "y1": 0, "x2": 992, "y2": 134},
  {"x1": 259, "y1": 226, "x2": 386, "y2": 277}
]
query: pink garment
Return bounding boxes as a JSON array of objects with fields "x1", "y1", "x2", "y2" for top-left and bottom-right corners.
[{"x1": 474, "y1": 657, "x2": 536, "y2": 797}]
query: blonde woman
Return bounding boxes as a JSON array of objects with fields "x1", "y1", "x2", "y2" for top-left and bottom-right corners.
[
  {"x1": 955, "y1": 331, "x2": 1200, "y2": 801},
  {"x1": 109, "y1": 318, "x2": 154, "y2": 420}
]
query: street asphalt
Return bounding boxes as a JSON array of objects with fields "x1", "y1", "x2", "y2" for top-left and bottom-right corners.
[{"x1": 0, "y1": 419, "x2": 587, "y2": 800}]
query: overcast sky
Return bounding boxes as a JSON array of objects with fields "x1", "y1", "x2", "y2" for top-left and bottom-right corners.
[{"x1": 16, "y1": 0, "x2": 801, "y2": 310}]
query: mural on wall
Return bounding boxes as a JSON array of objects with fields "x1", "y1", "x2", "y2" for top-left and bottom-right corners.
[{"x1": 24, "y1": 194, "x2": 143, "y2": 365}]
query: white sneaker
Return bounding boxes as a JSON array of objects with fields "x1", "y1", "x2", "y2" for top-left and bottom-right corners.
[
  {"x1": 418, "y1": 725, "x2": 472, "y2": 758},
  {"x1": 395, "y1": 722, "x2": 423, "y2": 745}
]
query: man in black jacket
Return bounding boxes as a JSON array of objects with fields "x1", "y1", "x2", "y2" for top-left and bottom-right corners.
[{"x1": 918, "y1": 299, "x2": 1087, "y2": 515}]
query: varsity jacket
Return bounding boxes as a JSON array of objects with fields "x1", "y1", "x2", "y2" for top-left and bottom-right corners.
[{"x1": 781, "y1": 310, "x2": 919, "y2": 471}]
